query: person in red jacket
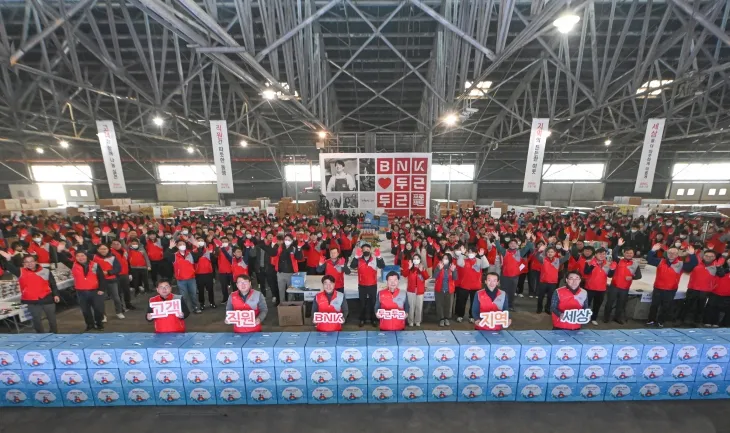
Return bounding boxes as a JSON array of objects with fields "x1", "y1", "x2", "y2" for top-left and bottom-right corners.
[
  {"x1": 111, "y1": 240, "x2": 135, "y2": 312},
  {"x1": 455, "y1": 246, "x2": 490, "y2": 323},
  {"x1": 374, "y1": 271, "x2": 409, "y2": 331},
  {"x1": 582, "y1": 248, "x2": 611, "y2": 325},
  {"x1": 472, "y1": 272, "x2": 510, "y2": 330},
  {"x1": 26, "y1": 232, "x2": 57, "y2": 265},
  {"x1": 403, "y1": 253, "x2": 429, "y2": 327},
  {"x1": 226, "y1": 275, "x2": 267, "y2": 332},
  {"x1": 143, "y1": 231, "x2": 167, "y2": 285},
  {"x1": 491, "y1": 231, "x2": 535, "y2": 312},
  {"x1": 302, "y1": 232, "x2": 325, "y2": 275},
  {"x1": 646, "y1": 244, "x2": 696, "y2": 327},
  {"x1": 433, "y1": 253, "x2": 458, "y2": 327},
  {"x1": 703, "y1": 261, "x2": 730, "y2": 326},
  {"x1": 0, "y1": 252, "x2": 60, "y2": 333},
  {"x1": 193, "y1": 237, "x2": 216, "y2": 310},
  {"x1": 317, "y1": 246, "x2": 351, "y2": 293},
  {"x1": 57, "y1": 247, "x2": 108, "y2": 331},
  {"x1": 605, "y1": 239, "x2": 642, "y2": 324},
  {"x1": 535, "y1": 244, "x2": 570, "y2": 314},
  {"x1": 146, "y1": 279, "x2": 189, "y2": 333},
  {"x1": 350, "y1": 243, "x2": 385, "y2": 327},
  {"x1": 165, "y1": 238, "x2": 203, "y2": 314},
  {"x1": 679, "y1": 248, "x2": 719, "y2": 326},
  {"x1": 127, "y1": 238, "x2": 151, "y2": 295},
  {"x1": 215, "y1": 236, "x2": 234, "y2": 303},
  {"x1": 92, "y1": 244, "x2": 124, "y2": 320},
  {"x1": 311, "y1": 275, "x2": 348, "y2": 332},
  {"x1": 551, "y1": 271, "x2": 589, "y2": 330}
]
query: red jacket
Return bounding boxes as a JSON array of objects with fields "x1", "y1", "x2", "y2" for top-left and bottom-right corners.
[
  {"x1": 610, "y1": 259, "x2": 640, "y2": 290},
  {"x1": 18, "y1": 266, "x2": 52, "y2": 301},
  {"x1": 714, "y1": 273, "x2": 730, "y2": 297},
  {"x1": 315, "y1": 291, "x2": 345, "y2": 332},
  {"x1": 502, "y1": 249, "x2": 523, "y2": 277},
  {"x1": 323, "y1": 259, "x2": 346, "y2": 290},
  {"x1": 458, "y1": 257, "x2": 483, "y2": 290},
  {"x1": 217, "y1": 247, "x2": 233, "y2": 274},
  {"x1": 93, "y1": 255, "x2": 118, "y2": 281},
  {"x1": 356, "y1": 257, "x2": 379, "y2": 286},
  {"x1": 305, "y1": 242, "x2": 322, "y2": 268},
  {"x1": 146, "y1": 240, "x2": 164, "y2": 261},
  {"x1": 434, "y1": 266, "x2": 456, "y2": 294},
  {"x1": 27, "y1": 243, "x2": 51, "y2": 264},
  {"x1": 552, "y1": 287, "x2": 587, "y2": 330},
  {"x1": 128, "y1": 249, "x2": 148, "y2": 268},
  {"x1": 194, "y1": 250, "x2": 214, "y2": 275},
  {"x1": 688, "y1": 261, "x2": 720, "y2": 292},
  {"x1": 72, "y1": 262, "x2": 100, "y2": 291},
  {"x1": 654, "y1": 258, "x2": 684, "y2": 290},
  {"x1": 149, "y1": 294, "x2": 186, "y2": 333},
  {"x1": 229, "y1": 290, "x2": 262, "y2": 333},
  {"x1": 474, "y1": 289, "x2": 507, "y2": 331},
  {"x1": 584, "y1": 259, "x2": 609, "y2": 292},
  {"x1": 111, "y1": 248, "x2": 129, "y2": 276},
  {"x1": 403, "y1": 265, "x2": 429, "y2": 295},
  {"x1": 378, "y1": 289, "x2": 406, "y2": 331},
  {"x1": 173, "y1": 252, "x2": 196, "y2": 280}
]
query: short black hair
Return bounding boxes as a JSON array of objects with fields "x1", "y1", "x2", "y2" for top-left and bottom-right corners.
[
  {"x1": 321, "y1": 275, "x2": 335, "y2": 284},
  {"x1": 566, "y1": 270, "x2": 581, "y2": 279},
  {"x1": 236, "y1": 274, "x2": 251, "y2": 283},
  {"x1": 334, "y1": 160, "x2": 345, "y2": 167},
  {"x1": 386, "y1": 271, "x2": 400, "y2": 280},
  {"x1": 622, "y1": 246, "x2": 635, "y2": 253},
  {"x1": 157, "y1": 278, "x2": 172, "y2": 287},
  {"x1": 485, "y1": 272, "x2": 500, "y2": 280}
]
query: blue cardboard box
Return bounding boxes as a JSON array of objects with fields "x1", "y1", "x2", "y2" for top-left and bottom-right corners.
[
  {"x1": 242, "y1": 339, "x2": 275, "y2": 368},
  {"x1": 368, "y1": 331, "x2": 398, "y2": 338},
  {"x1": 679, "y1": 328, "x2": 715, "y2": 337},
  {"x1": 516, "y1": 382, "x2": 547, "y2": 402},
  {"x1": 519, "y1": 365, "x2": 549, "y2": 384},
  {"x1": 620, "y1": 329, "x2": 655, "y2": 338},
  {"x1": 605, "y1": 383, "x2": 635, "y2": 401},
  {"x1": 510, "y1": 330, "x2": 541, "y2": 339},
  {"x1": 606, "y1": 336, "x2": 643, "y2": 364},
  {"x1": 24, "y1": 370, "x2": 56, "y2": 388},
  {"x1": 368, "y1": 364, "x2": 397, "y2": 385},
  {"x1": 636, "y1": 381, "x2": 692, "y2": 400},
  {"x1": 55, "y1": 370, "x2": 90, "y2": 389},
  {"x1": 290, "y1": 272, "x2": 307, "y2": 288},
  {"x1": 696, "y1": 335, "x2": 730, "y2": 363},
  {"x1": 277, "y1": 384, "x2": 307, "y2": 405},
  {"x1": 120, "y1": 368, "x2": 152, "y2": 388},
  {"x1": 151, "y1": 367, "x2": 183, "y2": 387},
  {"x1": 309, "y1": 385, "x2": 338, "y2": 404},
  {"x1": 631, "y1": 335, "x2": 674, "y2": 364},
  {"x1": 213, "y1": 367, "x2": 245, "y2": 387},
  {"x1": 52, "y1": 341, "x2": 89, "y2": 369},
  {"x1": 85, "y1": 341, "x2": 119, "y2": 369},
  {"x1": 487, "y1": 363, "x2": 520, "y2": 383},
  {"x1": 594, "y1": 330, "x2": 628, "y2": 338},
  {"x1": 92, "y1": 387, "x2": 124, "y2": 407},
  {"x1": 214, "y1": 386, "x2": 247, "y2": 405},
  {"x1": 186, "y1": 385, "x2": 217, "y2": 405},
  {"x1": 182, "y1": 367, "x2": 214, "y2": 388},
  {"x1": 663, "y1": 382, "x2": 694, "y2": 400},
  {"x1": 482, "y1": 332, "x2": 520, "y2": 363},
  {"x1": 698, "y1": 363, "x2": 726, "y2": 381},
  {"x1": 211, "y1": 338, "x2": 245, "y2": 368},
  {"x1": 573, "y1": 336, "x2": 613, "y2": 364},
  {"x1": 398, "y1": 339, "x2": 429, "y2": 365},
  {"x1": 274, "y1": 339, "x2": 306, "y2": 367},
  {"x1": 338, "y1": 331, "x2": 367, "y2": 340},
  {"x1": 546, "y1": 383, "x2": 580, "y2": 402},
  {"x1": 515, "y1": 336, "x2": 552, "y2": 365},
  {"x1": 247, "y1": 332, "x2": 282, "y2": 341},
  {"x1": 0, "y1": 343, "x2": 25, "y2": 370},
  {"x1": 30, "y1": 388, "x2": 63, "y2": 407},
  {"x1": 124, "y1": 387, "x2": 156, "y2": 406},
  {"x1": 638, "y1": 363, "x2": 670, "y2": 382},
  {"x1": 398, "y1": 364, "x2": 427, "y2": 384},
  {"x1": 648, "y1": 328, "x2": 685, "y2": 338},
  {"x1": 305, "y1": 339, "x2": 336, "y2": 367},
  {"x1": 192, "y1": 333, "x2": 223, "y2": 341},
  {"x1": 692, "y1": 381, "x2": 729, "y2": 400},
  {"x1": 336, "y1": 339, "x2": 367, "y2": 366},
  {"x1": 428, "y1": 363, "x2": 458, "y2": 383},
  {"x1": 563, "y1": 330, "x2": 597, "y2": 338},
  {"x1": 427, "y1": 338, "x2": 460, "y2": 365},
  {"x1": 244, "y1": 367, "x2": 275, "y2": 386},
  {"x1": 276, "y1": 366, "x2": 306, "y2": 386},
  {"x1": 607, "y1": 364, "x2": 637, "y2": 383},
  {"x1": 454, "y1": 335, "x2": 490, "y2": 365},
  {"x1": 0, "y1": 334, "x2": 47, "y2": 342},
  {"x1": 338, "y1": 384, "x2": 368, "y2": 404},
  {"x1": 179, "y1": 339, "x2": 214, "y2": 368},
  {"x1": 368, "y1": 384, "x2": 397, "y2": 403},
  {"x1": 424, "y1": 330, "x2": 456, "y2": 339},
  {"x1": 88, "y1": 368, "x2": 121, "y2": 389},
  {"x1": 337, "y1": 365, "x2": 366, "y2": 385},
  {"x1": 397, "y1": 331, "x2": 426, "y2": 340},
  {"x1": 116, "y1": 341, "x2": 149, "y2": 369},
  {"x1": 147, "y1": 339, "x2": 185, "y2": 368},
  {"x1": 486, "y1": 382, "x2": 517, "y2": 401},
  {"x1": 665, "y1": 336, "x2": 703, "y2": 363},
  {"x1": 398, "y1": 383, "x2": 427, "y2": 403},
  {"x1": 541, "y1": 335, "x2": 581, "y2": 365},
  {"x1": 154, "y1": 386, "x2": 186, "y2": 405},
  {"x1": 576, "y1": 383, "x2": 606, "y2": 401},
  {"x1": 307, "y1": 366, "x2": 337, "y2": 386},
  {"x1": 667, "y1": 363, "x2": 698, "y2": 382},
  {"x1": 427, "y1": 383, "x2": 457, "y2": 402},
  {"x1": 0, "y1": 370, "x2": 24, "y2": 387},
  {"x1": 459, "y1": 364, "x2": 489, "y2": 383},
  {"x1": 367, "y1": 338, "x2": 398, "y2": 365},
  {"x1": 18, "y1": 342, "x2": 58, "y2": 370},
  {"x1": 577, "y1": 364, "x2": 608, "y2": 383},
  {"x1": 61, "y1": 387, "x2": 95, "y2": 407},
  {"x1": 548, "y1": 365, "x2": 579, "y2": 383},
  {"x1": 457, "y1": 382, "x2": 487, "y2": 402},
  {"x1": 0, "y1": 388, "x2": 32, "y2": 407}
]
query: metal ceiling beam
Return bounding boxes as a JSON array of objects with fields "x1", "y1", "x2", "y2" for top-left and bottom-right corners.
[{"x1": 668, "y1": 0, "x2": 730, "y2": 48}]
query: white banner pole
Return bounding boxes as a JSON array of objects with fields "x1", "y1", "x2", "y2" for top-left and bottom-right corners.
[
  {"x1": 210, "y1": 120, "x2": 234, "y2": 194},
  {"x1": 634, "y1": 118, "x2": 666, "y2": 193},
  {"x1": 95, "y1": 120, "x2": 127, "y2": 194},
  {"x1": 523, "y1": 118, "x2": 549, "y2": 193}
]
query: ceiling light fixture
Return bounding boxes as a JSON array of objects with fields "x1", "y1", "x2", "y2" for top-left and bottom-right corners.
[
  {"x1": 59, "y1": 140, "x2": 69, "y2": 148},
  {"x1": 262, "y1": 89, "x2": 277, "y2": 100},
  {"x1": 553, "y1": 13, "x2": 580, "y2": 34},
  {"x1": 35, "y1": 147, "x2": 44, "y2": 154},
  {"x1": 605, "y1": 139, "x2": 611, "y2": 146},
  {"x1": 186, "y1": 146, "x2": 195, "y2": 154},
  {"x1": 153, "y1": 116, "x2": 164, "y2": 126},
  {"x1": 318, "y1": 131, "x2": 327, "y2": 139},
  {"x1": 240, "y1": 140, "x2": 248, "y2": 147},
  {"x1": 443, "y1": 113, "x2": 459, "y2": 126}
]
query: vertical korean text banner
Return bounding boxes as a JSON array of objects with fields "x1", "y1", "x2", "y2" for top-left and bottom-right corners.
[
  {"x1": 319, "y1": 153, "x2": 432, "y2": 217},
  {"x1": 210, "y1": 120, "x2": 234, "y2": 194},
  {"x1": 523, "y1": 118, "x2": 549, "y2": 193},
  {"x1": 95, "y1": 120, "x2": 127, "y2": 194},
  {"x1": 634, "y1": 118, "x2": 666, "y2": 193}
]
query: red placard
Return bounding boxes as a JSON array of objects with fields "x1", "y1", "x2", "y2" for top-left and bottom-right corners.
[
  {"x1": 394, "y1": 158, "x2": 411, "y2": 174},
  {"x1": 412, "y1": 175, "x2": 427, "y2": 191},
  {"x1": 377, "y1": 158, "x2": 394, "y2": 174},
  {"x1": 394, "y1": 175, "x2": 410, "y2": 192}
]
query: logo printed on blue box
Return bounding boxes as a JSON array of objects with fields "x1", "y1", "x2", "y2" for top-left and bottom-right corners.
[
  {"x1": 216, "y1": 348, "x2": 240, "y2": 366},
  {"x1": 370, "y1": 385, "x2": 395, "y2": 401},
  {"x1": 96, "y1": 388, "x2": 122, "y2": 405},
  {"x1": 645, "y1": 345, "x2": 669, "y2": 362},
  {"x1": 247, "y1": 368, "x2": 272, "y2": 384},
  {"x1": 462, "y1": 365, "x2": 487, "y2": 382},
  {"x1": 185, "y1": 368, "x2": 211, "y2": 385},
  {"x1": 56, "y1": 350, "x2": 82, "y2": 367},
  {"x1": 675, "y1": 345, "x2": 699, "y2": 362},
  {"x1": 309, "y1": 348, "x2": 333, "y2": 365},
  {"x1": 123, "y1": 369, "x2": 149, "y2": 386},
  {"x1": 490, "y1": 383, "x2": 513, "y2": 399},
  {"x1": 311, "y1": 386, "x2": 335, "y2": 402},
  {"x1": 341, "y1": 385, "x2": 366, "y2": 402},
  {"x1": 704, "y1": 344, "x2": 728, "y2": 362},
  {"x1": 522, "y1": 366, "x2": 546, "y2": 382},
  {"x1": 582, "y1": 365, "x2": 606, "y2": 381},
  {"x1": 88, "y1": 349, "x2": 114, "y2": 367},
  {"x1": 340, "y1": 348, "x2": 364, "y2": 364},
  {"x1": 250, "y1": 386, "x2": 274, "y2": 403},
  {"x1": 279, "y1": 367, "x2": 303, "y2": 384},
  {"x1": 277, "y1": 348, "x2": 301, "y2": 365},
  {"x1": 553, "y1": 346, "x2": 579, "y2": 363},
  {"x1": 520, "y1": 384, "x2": 542, "y2": 399},
  {"x1": 371, "y1": 366, "x2": 395, "y2": 382},
  {"x1": 182, "y1": 349, "x2": 208, "y2": 366},
  {"x1": 4, "y1": 389, "x2": 28, "y2": 405},
  {"x1": 552, "y1": 365, "x2": 576, "y2": 382},
  {"x1": 579, "y1": 384, "x2": 602, "y2": 400},
  {"x1": 614, "y1": 345, "x2": 640, "y2": 363},
  {"x1": 460, "y1": 384, "x2": 485, "y2": 400},
  {"x1": 667, "y1": 383, "x2": 690, "y2": 398},
  {"x1": 27, "y1": 371, "x2": 53, "y2": 387},
  {"x1": 639, "y1": 383, "x2": 661, "y2": 398},
  {"x1": 0, "y1": 370, "x2": 23, "y2": 386},
  {"x1": 584, "y1": 345, "x2": 609, "y2": 362},
  {"x1": 493, "y1": 346, "x2": 517, "y2": 362},
  {"x1": 92, "y1": 369, "x2": 118, "y2": 386},
  {"x1": 280, "y1": 386, "x2": 305, "y2": 403},
  {"x1": 188, "y1": 387, "x2": 214, "y2": 404},
  {"x1": 430, "y1": 384, "x2": 455, "y2": 400},
  {"x1": 0, "y1": 350, "x2": 17, "y2": 368},
  {"x1": 400, "y1": 365, "x2": 424, "y2": 382},
  {"x1": 612, "y1": 365, "x2": 636, "y2": 381},
  {"x1": 402, "y1": 347, "x2": 426, "y2": 363},
  {"x1": 550, "y1": 384, "x2": 573, "y2": 400},
  {"x1": 126, "y1": 388, "x2": 152, "y2": 404},
  {"x1": 700, "y1": 364, "x2": 724, "y2": 379},
  {"x1": 246, "y1": 348, "x2": 270, "y2": 365},
  {"x1": 154, "y1": 368, "x2": 180, "y2": 385},
  {"x1": 462, "y1": 346, "x2": 488, "y2": 363},
  {"x1": 671, "y1": 364, "x2": 695, "y2": 380},
  {"x1": 33, "y1": 389, "x2": 58, "y2": 405},
  {"x1": 400, "y1": 385, "x2": 426, "y2": 402},
  {"x1": 216, "y1": 368, "x2": 242, "y2": 385},
  {"x1": 371, "y1": 348, "x2": 395, "y2": 364},
  {"x1": 492, "y1": 364, "x2": 517, "y2": 381},
  {"x1": 151, "y1": 349, "x2": 176, "y2": 366},
  {"x1": 64, "y1": 389, "x2": 92, "y2": 405},
  {"x1": 431, "y1": 365, "x2": 456, "y2": 382},
  {"x1": 23, "y1": 352, "x2": 48, "y2": 368},
  {"x1": 157, "y1": 387, "x2": 183, "y2": 403},
  {"x1": 340, "y1": 367, "x2": 364, "y2": 383},
  {"x1": 119, "y1": 349, "x2": 145, "y2": 367},
  {"x1": 609, "y1": 384, "x2": 632, "y2": 399},
  {"x1": 432, "y1": 346, "x2": 457, "y2": 363},
  {"x1": 641, "y1": 365, "x2": 665, "y2": 381},
  {"x1": 310, "y1": 368, "x2": 334, "y2": 385},
  {"x1": 218, "y1": 387, "x2": 244, "y2": 403},
  {"x1": 524, "y1": 347, "x2": 548, "y2": 363},
  {"x1": 696, "y1": 382, "x2": 719, "y2": 398}
]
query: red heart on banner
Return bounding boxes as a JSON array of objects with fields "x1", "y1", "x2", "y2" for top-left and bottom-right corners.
[{"x1": 378, "y1": 177, "x2": 392, "y2": 189}]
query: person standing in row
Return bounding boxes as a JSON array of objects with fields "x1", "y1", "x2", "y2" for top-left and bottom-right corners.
[
  {"x1": 127, "y1": 238, "x2": 151, "y2": 295},
  {"x1": 216, "y1": 236, "x2": 234, "y2": 304},
  {"x1": 473, "y1": 272, "x2": 509, "y2": 331},
  {"x1": 263, "y1": 234, "x2": 303, "y2": 305},
  {"x1": 534, "y1": 244, "x2": 570, "y2": 314},
  {"x1": 403, "y1": 253, "x2": 429, "y2": 327},
  {"x1": 704, "y1": 262, "x2": 730, "y2": 326},
  {"x1": 680, "y1": 248, "x2": 720, "y2": 326},
  {"x1": 146, "y1": 279, "x2": 189, "y2": 333},
  {"x1": 92, "y1": 244, "x2": 124, "y2": 319},
  {"x1": 582, "y1": 248, "x2": 611, "y2": 325},
  {"x1": 318, "y1": 246, "x2": 350, "y2": 293},
  {"x1": 143, "y1": 230, "x2": 167, "y2": 285},
  {"x1": 551, "y1": 271, "x2": 589, "y2": 331},
  {"x1": 110, "y1": 240, "x2": 135, "y2": 311},
  {"x1": 193, "y1": 237, "x2": 216, "y2": 310},
  {"x1": 455, "y1": 246, "x2": 490, "y2": 323},
  {"x1": 491, "y1": 231, "x2": 535, "y2": 311},
  {"x1": 226, "y1": 275, "x2": 267, "y2": 333},
  {"x1": 604, "y1": 239, "x2": 642, "y2": 324},
  {"x1": 350, "y1": 243, "x2": 385, "y2": 327},
  {"x1": 375, "y1": 271, "x2": 409, "y2": 331},
  {"x1": 57, "y1": 246, "x2": 107, "y2": 331},
  {"x1": 433, "y1": 253, "x2": 458, "y2": 327},
  {"x1": 311, "y1": 275, "x2": 348, "y2": 332},
  {"x1": 166, "y1": 238, "x2": 203, "y2": 314},
  {"x1": 645, "y1": 244, "x2": 696, "y2": 327}
]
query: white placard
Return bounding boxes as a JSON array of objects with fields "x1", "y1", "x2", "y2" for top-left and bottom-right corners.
[
  {"x1": 523, "y1": 118, "x2": 549, "y2": 193},
  {"x1": 640, "y1": 292, "x2": 653, "y2": 303},
  {"x1": 634, "y1": 118, "x2": 665, "y2": 193},
  {"x1": 634, "y1": 206, "x2": 650, "y2": 218},
  {"x1": 266, "y1": 206, "x2": 277, "y2": 215},
  {"x1": 148, "y1": 299, "x2": 182, "y2": 319},
  {"x1": 490, "y1": 207, "x2": 502, "y2": 218},
  {"x1": 96, "y1": 120, "x2": 127, "y2": 193},
  {"x1": 423, "y1": 291, "x2": 435, "y2": 302},
  {"x1": 210, "y1": 120, "x2": 234, "y2": 194}
]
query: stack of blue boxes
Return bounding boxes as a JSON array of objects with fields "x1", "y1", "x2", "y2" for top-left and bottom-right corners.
[{"x1": 3, "y1": 328, "x2": 730, "y2": 406}]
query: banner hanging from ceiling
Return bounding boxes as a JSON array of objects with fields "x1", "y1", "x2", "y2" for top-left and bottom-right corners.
[
  {"x1": 210, "y1": 120, "x2": 234, "y2": 194},
  {"x1": 319, "y1": 153, "x2": 432, "y2": 217},
  {"x1": 634, "y1": 118, "x2": 666, "y2": 193},
  {"x1": 95, "y1": 120, "x2": 127, "y2": 194},
  {"x1": 523, "y1": 118, "x2": 549, "y2": 193}
]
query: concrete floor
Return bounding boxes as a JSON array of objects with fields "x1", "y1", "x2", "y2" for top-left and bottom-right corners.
[{"x1": 1, "y1": 401, "x2": 730, "y2": 433}]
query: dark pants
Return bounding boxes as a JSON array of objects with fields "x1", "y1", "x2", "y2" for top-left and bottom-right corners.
[
  {"x1": 306, "y1": 266, "x2": 320, "y2": 275},
  {"x1": 586, "y1": 289, "x2": 605, "y2": 322},
  {"x1": 648, "y1": 289, "x2": 677, "y2": 324},
  {"x1": 517, "y1": 273, "x2": 527, "y2": 295},
  {"x1": 150, "y1": 260, "x2": 165, "y2": 285},
  {"x1": 704, "y1": 294, "x2": 730, "y2": 326},
  {"x1": 26, "y1": 303, "x2": 57, "y2": 333},
  {"x1": 218, "y1": 273, "x2": 233, "y2": 303},
  {"x1": 77, "y1": 290, "x2": 105, "y2": 328},
  {"x1": 500, "y1": 276, "x2": 519, "y2": 311},
  {"x1": 527, "y1": 270, "x2": 540, "y2": 296},
  {"x1": 118, "y1": 275, "x2": 133, "y2": 308},
  {"x1": 680, "y1": 289, "x2": 710, "y2": 324},
  {"x1": 455, "y1": 287, "x2": 478, "y2": 319},
  {"x1": 130, "y1": 268, "x2": 150, "y2": 294},
  {"x1": 604, "y1": 285, "x2": 629, "y2": 322},
  {"x1": 536, "y1": 282, "x2": 557, "y2": 313},
  {"x1": 266, "y1": 270, "x2": 278, "y2": 300},
  {"x1": 197, "y1": 273, "x2": 215, "y2": 305},
  {"x1": 358, "y1": 284, "x2": 377, "y2": 322}
]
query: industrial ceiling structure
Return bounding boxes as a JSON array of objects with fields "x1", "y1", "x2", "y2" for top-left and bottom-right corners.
[{"x1": 0, "y1": 0, "x2": 729, "y2": 180}]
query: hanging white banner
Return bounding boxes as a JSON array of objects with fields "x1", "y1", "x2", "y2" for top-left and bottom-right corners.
[
  {"x1": 523, "y1": 118, "x2": 549, "y2": 193},
  {"x1": 210, "y1": 120, "x2": 234, "y2": 194},
  {"x1": 95, "y1": 120, "x2": 127, "y2": 194},
  {"x1": 634, "y1": 118, "x2": 666, "y2": 193}
]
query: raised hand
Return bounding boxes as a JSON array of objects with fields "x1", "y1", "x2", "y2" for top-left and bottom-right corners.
[
  {"x1": 652, "y1": 243, "x2": 662, "y2": 251},
  {"x1": 318, "y1": 256, "x2": 325, "y2": 266},
  {"x1": 374, "y1": 248, "x2": 381, "y2": 258},
  {"x1": 478, "y1": 248, "x2": 485, "y2": 256},
  {"x1": 687, "y1": 245, "x2": 695, "y2": 255},
  {"x1": 618, "y1": 238, "x2": 625, "y2": 246},
  {"x1": 354, "y1": 247, "x2": 362, "y2": 258},
  {"x1": 338, "y1": 258, "x2": 346, "y2": 267}
]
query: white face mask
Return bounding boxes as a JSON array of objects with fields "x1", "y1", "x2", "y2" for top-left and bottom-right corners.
[
  {"x1": 246, "y1": 234, "x2": 252, "y2": 239},
  {"x1": 631, "y1": 229, "x2": 637, "y2": 232},
  {"x1": 693, "y1": 231, "x2": 698, "y2": 235},
  {"x1": 412, "y1": 259, "x2": 421, "y2": 265},
  {"x1": 165, "y1": 234, "x2": 172, "y2": 239},
  {"x1": 178, "y1": 245, "x2": 186, "y2": 251},
  {"x1": 130, "y1": 244, "x2": 139, "y2": 250},
  {"x1": 674, "y1": 242, "x2": 682, "y2": 248},
  {"x1": 468, "y1": 253, "x2": 476, "y2": 259},
  {"x1": 197, "y1": 241, "x2": 205, "y2": 247},
  {"x1": 222, "y1": 243, "x2": 229, "y2": 248},
  {"x1": 94, "y1": 230, "x2": 101, "y2": 235},
  {"x1": 400, "y1": 240, "x2": 406, "y2": 245},
  {"x1": 284, "y1": 240, "x2": 292, "y2": 247},
  {"x1": 33, "y1": 238, "x2": 42, "y2": 244},
  {"x1": 182, "y1": 230, "x2": 189, "y2": 235},
  {"x1": 274, "y1": 224, "x2": 279, "y2": 228},
  {"x1": 442, "y1": 259, "x2": 450, "y2": 265}
]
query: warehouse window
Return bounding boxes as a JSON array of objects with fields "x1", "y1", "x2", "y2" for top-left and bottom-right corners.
[
  {"x1": 677, "y1": 189, "x2": 685, "y2": 196},
  {"x1": 158, "y1": 164, "x2": 217, "y2": 183},
  {"x1": 637, "y1": 80, "x2": 673, "y2": 98},
  {"x1": 687, "y1": 188, "x2": 696, "y2": 196},
  {"x1": 542, "y1": 163, "x2": 604, "y2": 181},
  {"x1": 465, "y1": 81, "x2": 493, "y2": 99},
  {"x1": 720, "y1": 188, "x2": 728, "y2": 196},
  {"x1": 709, "y1": 188, "x2": 717, "y2": 196},
  {"x1": 31, "y1": 165, "x2": 93, "y2": 183},
  {"x1": 672, "y1": 163, "x2": 730, "y2": 181},
  {"x1": 432, "y1": 164, "x2": 475, "y2": 181},
  {"x1": 285, "y1": 164, "x2": 320, "y2": 182}
]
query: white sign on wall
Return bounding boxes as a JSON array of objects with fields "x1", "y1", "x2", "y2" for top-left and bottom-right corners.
[
  {"x1": 209, "y1": 120, "x2": 234, "y2": 194},
  {"x1": 96, "y1": 120, "x2": 127, "y2": 194},
  {"x1": 523, "y1": 118, "x2": 549, "y2": 193},
  {"x1": 634, "y1": 118, "x2": 666, "y2": 193}
]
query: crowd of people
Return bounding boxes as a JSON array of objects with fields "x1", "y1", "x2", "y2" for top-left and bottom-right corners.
[{"x1": 0, "y1": 205, "x2": 729, "y2": 334}]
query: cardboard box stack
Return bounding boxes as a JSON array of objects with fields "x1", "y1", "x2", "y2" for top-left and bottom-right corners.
[
  {"x1": 248, "y1": 198, "x2": 271, "y2": 210},
  {"x1": 458, "y1": 200, "x2": 475, "y2": 211},
  {"x1": 2, "y1": 328, "x2": 730, "y2": 406},
  {"x1": 0, "y1": 199, "x2": 21, "y2": 211}
]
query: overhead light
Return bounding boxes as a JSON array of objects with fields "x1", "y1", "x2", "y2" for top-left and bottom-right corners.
[
  {"x1": 465, "y1": 80, "x2": 493, "y2": 99},
  {"x1": 35, "y1": 147, "x2": 44, "y2": 154},
  {"x1": 240, "y1": 140, "x2": 248, "y2": 147},
  {"x1": 262, "y1": 89, "x2": 277, "y2": 100},
  {"x1": 604, "y1": 139, "x2": 611, "y2": 146},
  {"x1": 318, "y1": 131, "x2": 327, "y2": 139},
  {"x1": 443, "y1": 113, "x2": 459, "y2": 126},
  {"x1": 544, "y1": 130, "x2": 552, "y2": 138},
  {"x1": 59, "y1": 140, "x2": 69, "y2": 148},
  {"x1": 153, "y1": 116, "x2": 164, "y2": 126},
  {"x1": 186, "y1": 146, "x2": 195, "y2": 154},
  {"x1": 553, "y1": 13, "x2": 580, "y2": 34}
]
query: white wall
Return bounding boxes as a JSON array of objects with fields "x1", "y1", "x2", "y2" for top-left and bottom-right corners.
[
  {"x1": 8, "y1": 184, "x2": 40, "y2": 199},
  {"x1": 155, "y1": 184, "x2": 220, "y2": 207}
]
